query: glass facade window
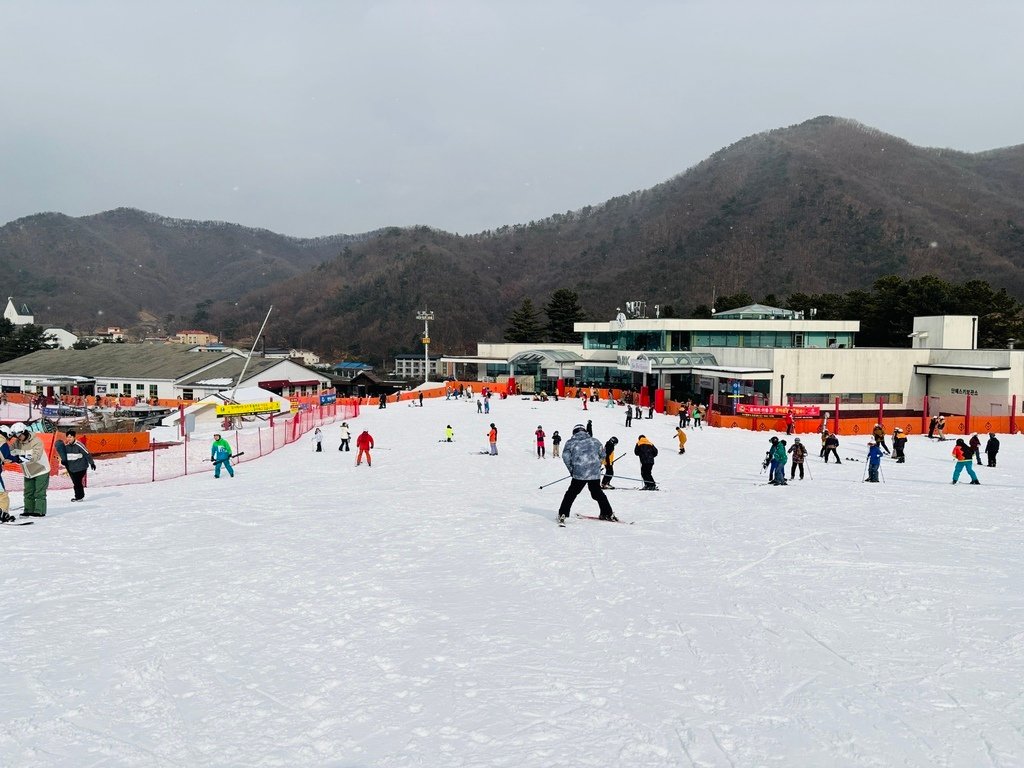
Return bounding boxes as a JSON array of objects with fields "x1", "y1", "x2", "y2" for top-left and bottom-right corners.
[
  {"x1": 583, "y1": 331, "x2": 665, "y2": 351},
  {"x1": 790, "y1": 392, "x2": 904, "y2": 405},
  {"x1": 485, "y1": 363, "x2": 511, "y2": 378}
]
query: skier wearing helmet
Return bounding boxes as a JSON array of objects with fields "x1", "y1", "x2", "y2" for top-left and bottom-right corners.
[{"x1": 0, "y1": 425, "x2": 23, "y2": 523}]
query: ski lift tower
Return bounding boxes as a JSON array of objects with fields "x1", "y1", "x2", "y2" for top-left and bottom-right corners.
[{"x1": 417, "y1": 310, "x2": 434, "y2": 383}]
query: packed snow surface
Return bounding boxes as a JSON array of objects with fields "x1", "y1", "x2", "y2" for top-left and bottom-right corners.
[{"x1": 2, "y1": 396, "x2": 1022, "y2": 767}]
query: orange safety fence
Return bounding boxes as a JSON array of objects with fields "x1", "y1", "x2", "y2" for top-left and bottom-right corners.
[{"x1": 1, "y1": 398, "x2": 361, "y2": 493}]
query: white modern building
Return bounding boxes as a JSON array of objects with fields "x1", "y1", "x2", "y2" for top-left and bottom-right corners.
[{"x1": 442, "y1": 306, "x2": 1024, "y2": 417}]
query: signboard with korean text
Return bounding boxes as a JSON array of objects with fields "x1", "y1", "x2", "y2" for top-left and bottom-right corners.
[
  {"x1": 215, "y1": 401, "x2": 282, "y2": 416},
  {"x1": 736, "y1": 404, "x2": 821, "y2": 417}
]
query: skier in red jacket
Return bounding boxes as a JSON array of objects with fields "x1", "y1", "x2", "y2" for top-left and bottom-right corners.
[{"x1": 356, "y1": 429, "x2": 374, "y2": 466}]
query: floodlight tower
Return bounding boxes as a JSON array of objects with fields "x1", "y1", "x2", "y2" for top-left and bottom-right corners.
[{"x1": 416, "y1": 310, "x2": 434, "y2": 383}]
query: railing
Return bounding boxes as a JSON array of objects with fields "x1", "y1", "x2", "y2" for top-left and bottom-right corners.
[{"x1": 1, "y1": 399, "x2": 360, "y2": 492}]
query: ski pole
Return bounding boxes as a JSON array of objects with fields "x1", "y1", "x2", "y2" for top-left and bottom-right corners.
[
  {"x1": 611, "y1": 475, "x2": 648, "y2": 482},
  {"x1": 539, "y1": 475, "x2": 571, "y2": 490}
]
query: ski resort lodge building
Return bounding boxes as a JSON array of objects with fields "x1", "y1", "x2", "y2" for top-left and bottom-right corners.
[{"x1": 443, "y1": 306, "x2": 1024, "y2": 421}]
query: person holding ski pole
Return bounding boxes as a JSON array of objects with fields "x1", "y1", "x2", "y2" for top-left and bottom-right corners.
[
  {"x1": 601, "y1": 436, "x2": 618, "y2": 489},
  {"x1": 557, "y1": 424, "x2": 617, "y2": 524},
  {"x1": 211, "y1": 433, "x2": 235, "y2": 478},
  {"x1": 356, "y1": 429, "x2": 374, "y2": 466},
  {"x1": 866, "y1": 440, "x2": 883, "y2": 482}
]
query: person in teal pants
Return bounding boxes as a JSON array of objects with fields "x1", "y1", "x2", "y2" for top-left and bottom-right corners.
[
  {"x1": 951, "y1": 439, "x2": 979, "y2": 485},
  {"x1": 211, "y1": 433, "x2": 235, "y2": 478}
]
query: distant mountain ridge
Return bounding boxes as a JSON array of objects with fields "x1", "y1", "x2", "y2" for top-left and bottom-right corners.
[{"x1": 3, "y1": 116, "x2": 1023, "y2": 361}]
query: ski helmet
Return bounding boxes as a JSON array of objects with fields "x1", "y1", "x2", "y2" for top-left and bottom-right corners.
[
  {"x1": 572, "y1": 424, "x2": 586, "y2": 433},
  {"x1": 9, "y1": 422, "x2": 27, "y2": 435}
]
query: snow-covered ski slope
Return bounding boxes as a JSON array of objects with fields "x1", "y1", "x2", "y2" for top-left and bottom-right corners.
[{"x1": 2, "y1": 396, "x2": 1022, "y2": 767}]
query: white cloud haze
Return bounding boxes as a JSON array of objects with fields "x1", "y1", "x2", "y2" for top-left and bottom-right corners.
[{"x1": 1, "y1": 0, "x2": 1021, "y2": 236}]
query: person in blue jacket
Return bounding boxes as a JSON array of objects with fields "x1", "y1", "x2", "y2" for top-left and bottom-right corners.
[
  {"x1": 866, "y1": 440, "x2": 884, "y2": 482},
  {"x1": 0, "y1": 425, "x2": 23, "y2": 522}
]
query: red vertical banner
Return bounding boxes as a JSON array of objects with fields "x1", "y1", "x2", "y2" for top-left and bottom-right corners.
[
  {"x1": 832, "y1": 398, "x2": 840, "y2": 434},
  {"x1": 1012, "y1": 395, "x2": 1018, "y2": 435},
  {"x1": 654, "y1": 388, "x2": 665, "y2": 414},
  {"x1": 556, "y1": 378, "x2": 565, "y2": 398},
  {"x1": 922, "y1": 395, "x2": 929, "y2": 435},
  {"x1": 878, "y1": 399, "x2": 884, "y2": 426},
  {"x1": 965, "y1": 394, "x2": 972, "y2": 435}
]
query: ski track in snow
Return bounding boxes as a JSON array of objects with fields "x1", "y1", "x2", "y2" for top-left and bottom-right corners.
[{"x1": 2, "y1": 398, "x2": 1023, "y2": 766}]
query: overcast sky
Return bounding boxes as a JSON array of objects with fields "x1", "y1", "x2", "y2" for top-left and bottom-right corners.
[{"x1": 1, "y1": 1, "x2": 1021, "y2": 238}]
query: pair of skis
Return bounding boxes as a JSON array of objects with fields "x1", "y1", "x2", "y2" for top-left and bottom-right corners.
[{"x1": 562, "y1": 513, "x2": 634, "y2": 526}]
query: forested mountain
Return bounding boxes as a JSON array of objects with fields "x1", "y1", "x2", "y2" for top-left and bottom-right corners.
[{"x1": 4, "y1": 116, "x2": 1024, "y2": 362}]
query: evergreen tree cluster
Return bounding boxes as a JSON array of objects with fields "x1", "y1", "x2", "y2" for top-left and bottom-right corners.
[
  {"x1": 703, "y1": 275, "x2": 1024, "y2": 349},
  {"x1": 0, "y1": 320, "x2": 56, "y2": 364},
  {"x1": 504, "y1": 289, "x2": 587, "y2": 343}
]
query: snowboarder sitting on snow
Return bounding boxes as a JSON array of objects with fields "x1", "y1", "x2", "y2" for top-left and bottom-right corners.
[
  {"x1": 210, "y1": 433, "x2": 234, "y2": 478},
  {"x1": 866, "y1": 440, "x2": 883, "y2": 482},
  {"x1": 634, "y1": 434, "x2": 659, "y2": 490},
  {"x1": 557, "y1": 424, "x2": 617, "y2": 524}
]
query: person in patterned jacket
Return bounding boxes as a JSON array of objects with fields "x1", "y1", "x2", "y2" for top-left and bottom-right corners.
[{"x1": 557, "y1": 424, "x2": 616, "y2": 524}]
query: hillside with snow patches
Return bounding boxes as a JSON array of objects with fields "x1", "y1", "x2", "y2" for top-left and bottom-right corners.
[{"x1": 2, "y1": 395, "x2": 1022, "y2": 766}]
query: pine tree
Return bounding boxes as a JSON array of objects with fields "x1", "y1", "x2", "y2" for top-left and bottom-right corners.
[
  {"x1": 544, "y1": 289, "x2": 586, "y2": 343},
  {"x1": 0, "y1": 321, "x2": 56, "y2": 364},
  {"x1": 504, "y1": 298, "x2": 544, "y2": 343}
]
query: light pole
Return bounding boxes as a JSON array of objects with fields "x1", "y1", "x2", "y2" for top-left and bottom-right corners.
[{"x1": 417, "y1": 310, "x2": 434, "y2": 383}]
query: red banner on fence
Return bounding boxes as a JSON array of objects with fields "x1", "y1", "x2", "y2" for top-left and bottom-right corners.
[{"x1": 736, "y1": 404, "x2": 821, "y2": 417}]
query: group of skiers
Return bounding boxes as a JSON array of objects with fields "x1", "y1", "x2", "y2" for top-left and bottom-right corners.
[{"x1": 763, "y1": 421, "x2": 1002, "y2": 486}]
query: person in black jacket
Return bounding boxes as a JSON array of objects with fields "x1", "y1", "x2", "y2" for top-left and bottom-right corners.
[
  {"x1": 634, "y1": 435, "x2": 659, "y2": 490},
  {"x1": 601, "y1": 436, "x2": 618, "y2": 489},
  {"x1": 823, "y1": 432, "x2": 841, "y2": 463},
  {"x1": 892, "y1": 428, "x2": 907, "y2": 463},
  {"x1": 55, "y1": 429, "x2": 97, "y2": 502},
  {"x1": 969, "y1": 433, "x2": 983, "y2": 465},
  {"x1": 985, "y1": 432, "x2": 1000, "y2": 467}
]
